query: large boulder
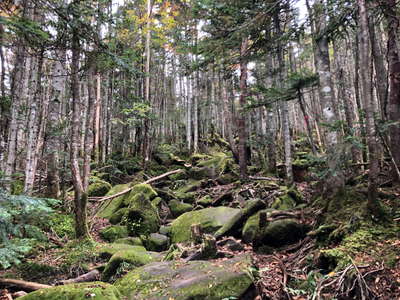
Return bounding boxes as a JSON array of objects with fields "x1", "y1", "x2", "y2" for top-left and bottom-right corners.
[
  {"x1": 242, "y1": 213, "x2": 309, "y2": 247},
  {"x1": 100, "y1": 225, "x2": 129, "y2": 242},
  {"x1": 19, "y1": 282, "x2": 121, "y2": 300},
  {"x1": 97, "y1": 183, "x2": 131, "y2": 219},
  {"x1": 87, "y1": 179, "x2": 112, "y2": 197},
  {"x1": 102, "y1": 248, "x2": 162, "y2": 282},
  {"x1": 170, "y1": 207, "x2": 241, "y2": 243},
  {"x1": 115, "y1": 254, "x2": 253, "y2": 300},
  {"x1": 96, "y1": 244, "x2": 147, "y2": 259}
]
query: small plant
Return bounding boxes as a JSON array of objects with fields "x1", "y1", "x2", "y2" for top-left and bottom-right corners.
[{"x1": 0, "y1": 188, "x2": 59, "y2": 269}]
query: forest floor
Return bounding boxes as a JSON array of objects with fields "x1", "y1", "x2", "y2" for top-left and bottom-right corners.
[{"x1": 0, "y1": 150, "x2": 400, "y2": 300}]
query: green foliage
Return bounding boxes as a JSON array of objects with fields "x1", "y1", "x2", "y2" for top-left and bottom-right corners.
[
  {"x1": 0, "y1": 188, "x2": 59, "y2": 269},
  {"x1": 47, "y1": 213, "x2": 75, "y2": 239}
]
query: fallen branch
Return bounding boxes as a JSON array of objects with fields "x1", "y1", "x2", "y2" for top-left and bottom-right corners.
[
  {"x1": 0, "y1": 279, "x2": 52, "y2": 291},
  {"x1": 56, "y1": 269, "x2": 101, "y2": 285},
  {"x1": 97, "y1": 169, "x2": 183, "y2": 203},
  {"x1": 249, "y1": 176, "x2": 282, "y2": 181}
]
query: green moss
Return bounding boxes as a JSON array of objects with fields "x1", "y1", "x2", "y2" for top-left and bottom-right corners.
[
  {"x1": 123, "y1": 194, "x2": 160, "y2": 236},
  {"x1": 318, "y1": 223, "x2": 400, "y2": 271},
  {"x1": 87, "y1": 180, "x2": 112, "y2": 197},
  {"x1": 169, "y1": 200, "x2": 193, "y2": 218},
  {"x1": 144, "y1": 233, "x2": 169, "y2": 252},
  {"x1": 109, "y1": 208, "x2": 129, "y2": 225},
  {"x1": 47, "y1": 213, "x2": 75, "y2": 239},
  {"x1": 272, "y1": 194, "x2": 296, "y2": 210},
  {"x1": 11, "y1": 180, "x2": 24, "y2": 195},
  {"x1": 242, "y1": 210, "x2": 269, "y2": 243},
  {"x1": 197, "y1": 195, "x2": 213, "y2": 206},
  {"x1": 102, "y1": 249, "x2": 156, "y2": 282},
  {"x1": 100, "y1": 225, "x2": 129, "y2": 242},
  {"x1": 115, "y1": 254, "x2": 252, "y2": 300},
  {"x1": 197, "y1": 152, "x2": 235, "y2": 175},
  {"x1": 19, "y1": 282, "x2": 121, "y2": 300},
  {"x1": 97, "y1": 183, "x2": 131, "y2": 219},
  {"x1": 114, "y1": 237, "x2": 143, "y2": 246},
  {"x1": 96, "y1": 244, "x2": 147, "y2": 259},
  {"x1": 16, "y1": 262, "x2": 58, "y2": 283},
  {"x1": 122, "y1": 184, "x2": 157, "y2": 206},
  {"x1": 170, "y1": 207, "x2": 241, "y2": 243}
]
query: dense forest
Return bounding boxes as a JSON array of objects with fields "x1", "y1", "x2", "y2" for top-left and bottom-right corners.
[{"x1": 0, "y1": 0, "x2": 399, "y2": 299}]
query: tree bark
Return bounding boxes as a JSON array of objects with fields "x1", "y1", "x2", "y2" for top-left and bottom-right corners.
[
  {"x1": 238, "y1": 38, "x2": 249, "y2": 180},
  {"x1": 384, "y1": 0, "x2": 400, "y2": 183},
  {"x1": 70, "y1": 6, "x2": 89, "y2": 238},
  {"x1": 358, "y1": 0, "x2": 380, "y2": 215}
]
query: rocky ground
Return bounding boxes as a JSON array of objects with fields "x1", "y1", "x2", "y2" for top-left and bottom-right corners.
[{"x1": 0, "y1": 148, "x2": 399, "y2": 299}]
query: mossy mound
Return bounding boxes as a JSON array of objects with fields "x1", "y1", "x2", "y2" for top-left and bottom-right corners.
[
  {"x1": 122, "y1": 184, "x2": 157, "y2": 206},
  {"x1": 143, "y1": 233, "x2": 170, "y2": 252},
  {"x1": 96, "y1": 244, "x2": 147, "y2": 259},
  {"x1": 19, "y1": 282, "x2": 121, "y2": 300},
  {"x1": 102, "y1": 248, "x2": 161, "y2": 282},
  {"x1": 169, "y1": 200, "x2": 193, "y2": 218},
  {"x1": 242, "y1": 213, "x2": 308, "y2": 247},
  {"x1": 100, "y1": 225, "x2": 129, "y2": 243},
  {"x1": 197, "y1": 152, "x2": 235, "y2": 175},
  {"x1": 170, "y1": 207, "x2": 241, "y2": 243},
  {"x1": 114, "y1": 237, "x2": 143, "y2": 247},
  {"x1": 316, "y1": 223, "x2": 400, "y2": 271},
  {"x1": 115, "y1": 254, "x2": 253, "y2": 300},
  {"x1": 272, "y1": 185, "x2": 304, "y2": 210},
  {"x1": 97, "y1": 183, "x2": 131, "y2": 219},
  {"x1": 87, "y1": 179, "x2": 112, "y2": 197},
  {"x1": 123, "y1": 194, "x2": 160, "y2": 236}
]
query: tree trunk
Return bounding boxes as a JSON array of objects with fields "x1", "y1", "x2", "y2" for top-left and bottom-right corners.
[
  {"x1": 238, "y1": 38, "x2": 249, "y2": 180},
  {"x1": 70, "y1": 9, "x2": 89, "y2": 238},
  {"x1": 384, "y1": 0, "x2": 400, "y2": 183},
  {"x1": 312, "y1": 0, "x2": 344, "y2": 195},
  {"x1": 358, "y1": 0, "x2": 380, "y2": 215}
]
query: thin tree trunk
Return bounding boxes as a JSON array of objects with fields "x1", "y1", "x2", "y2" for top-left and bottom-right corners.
[
  {"x1": 358, "y1": 0, "x2": 380, "y2": 214},
  {"x1": 384, "y1": 0, "x2": 400, "y2": 183},
  {"x1": 238, "y1": 38, "x2": 249, "y2": 180},
  {"x1": 70, "y1": 9, "x2": 89, "y2": 238}
]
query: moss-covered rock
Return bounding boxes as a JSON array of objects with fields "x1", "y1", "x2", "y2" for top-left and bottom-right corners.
[
  {"x1": 115, "y1": 254, "x2": 253, "y2": 300},
  {"x1": 109, "y1": 208, "x2": 129, "y2": 225},
  {"x1": 96, "y1": 244, "x2": 147, "y2": 259},
  {"x1": 197, "y1": 152, "x2": 235, "y2": 176},
  {"x1": 114, "y1": 237, "x2": 143, "y2": 247},
  {"x1": 242, "y1": 213, "x2": 309, "y2": 247},
  {"x1": 272, "y1": 185, "x2": 304, "y2": 210},
  {"x1": 214, "y1": 198, "x2": 266, "y2": 238},
  {"x1": 197, "y1": 195, "x2": 213, "y2": 206},
  {"x1": 144, "y1": 233, "x2": 170, "y2": 252},
  {"x1": 159, "y1": 225, "x2": 171, "y2": 236},
  {"x1": 102, "y1": 248, "x2": 160, "y2": 282},
  {"x1": 19, "y1": 282, "x2": 121, "y2": 300},
  {"x1": 87, "y1": 179, "x2": 112, "y2": 197},
  {"x1": 123, "y1": 196, "x2": 160, "y2": 237},
  {"x1": 187, "y1": 167, "x2": 214, "y2": 180},
  {"x1": 100, "y1": 225, "x2": 129, "y2": 242},
  {"x1": 170, "y1": 207, "x2": 241, "y2": 243},
  {"x1": 97, "y1": 183, "x2": 131, "y2": 219},
  {"x1": 169, "y1": 200, "x2": 193, "y2": 218},
  {"x1": 123, "y1": 184, "x2": 157, "y2": 206}
]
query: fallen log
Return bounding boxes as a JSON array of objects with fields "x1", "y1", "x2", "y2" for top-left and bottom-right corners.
[
  {"x1": 56, "y1": 269, "x2": 100, "y2": 285},
  {"x1": 97, "y1": 169, "x2": 183, "y2": 203},
  {"x1": 0, "y1": 279, "x2": 52, "y2": 291}
]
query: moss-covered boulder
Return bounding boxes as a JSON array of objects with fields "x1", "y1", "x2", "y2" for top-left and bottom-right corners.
[
  {"x1": 19, "y1": 282, "x2": 121, "y2": 300},
  {"x1": 115, "y1": 254, "x2": 253, "y2": 300},
  {"x1": 170, "y1": 207, "x2": 241, "y2": 243},
  {"x1": 100, "y1": 225, "x2": 129, "y2": 242},
  {"x1": 96, "y1": 243, "x2": 147, "y2": 259},
  {"x1": 214, "y1": 198, "x2": 266, "y2": 238},
  {"x1": 109, "y1": 208, "x2": 129, "y2": 225},
  {"x1": 144, "y1": 233, "x2": 170, "y2": 252},
  {"x1": 122, "y1": 184, "x2": 157, "y2": 206},
  {"x1": 102, "y1": 248, "x2": 161, "y2": 282},
  {"x1": 272, "y1": 185, "x2": 304, "y2": 210},
  {"x1": 114, "y1": 237, "x2": 143, "y2": 247},
  {"x1": 197, "y1": 195, "x2": 213, "y2": 206},
  {"x1": 88, "y1": 179, "x2": 112, "y2": 197},
  {"x1": 97, "y1": 183, "x2": 131, "y2": 219},
  {"x1": 169, "y1": 200, "x2": 193, "y2": 218},
  {"x1": 242, "y1": 214, "x2": 308, "y2": 247}
]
